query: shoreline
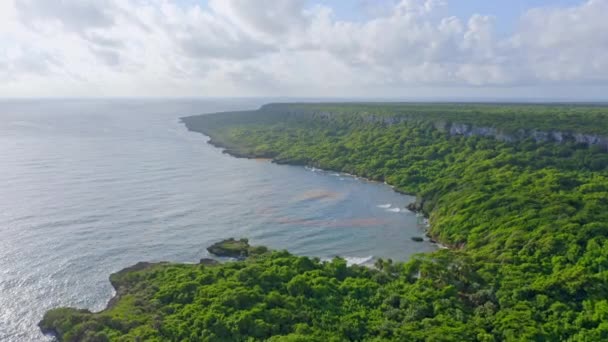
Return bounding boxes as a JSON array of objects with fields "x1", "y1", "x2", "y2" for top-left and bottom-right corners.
[
  {"x1": 188, "y1": 126, "x2": 451, "y2": 250},
  {"x1": 39, "y1": 261, "x2": 165, "y2": 338},
  {"x1": 40, "y1": 123, "x2": 441, "y2": 338}
]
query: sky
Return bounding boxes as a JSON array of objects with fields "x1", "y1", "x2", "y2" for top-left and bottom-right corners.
[{"x1": 1, "y1": 0, "x2": 607, "y2": 99}]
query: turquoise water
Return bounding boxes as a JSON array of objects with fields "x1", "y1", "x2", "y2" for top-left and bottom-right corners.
[{"x1": 0, "y1": 99, "x2": 435, "y2": 341}]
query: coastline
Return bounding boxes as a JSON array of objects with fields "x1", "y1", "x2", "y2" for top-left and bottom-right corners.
[
  {"x1": 38, "y1": 262, "x2": 165, "y2": 338},
  {"x1": 40, "y1": 122, "x2": 443, "y2": 338},
  {"x1": 39, "y1": 259, "x2": 224, "y2": 339},
  {"x1": 40, "y1": 239, "x2": 438, "y2": 341},
  {"x1": 183, "y1": 122, "x2": 451, "y2": 250},
  {"x1": 36, "y1": 104, "x2": 608, "y2": 341}
]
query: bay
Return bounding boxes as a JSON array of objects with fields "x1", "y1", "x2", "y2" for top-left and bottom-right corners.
[{"x1": 0, "y1": 99, "x2": 435, "y2": 341}]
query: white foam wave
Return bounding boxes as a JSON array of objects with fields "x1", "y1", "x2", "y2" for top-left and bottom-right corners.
[
  {"x1": 386, "y1": 207, "x2": 401, "y2": 212},
  {"x1": 321, "y1": 255, "x2": 374, "y2": 266},
  {"x1": 344, "y1": 255, "x2": 374, "y2": 266},
  {"x1": 376, "y1": 204, "x2": 391, "y2": 209}
]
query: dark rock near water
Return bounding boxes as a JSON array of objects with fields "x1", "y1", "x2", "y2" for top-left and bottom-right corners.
[
  {"x1": 207, "y1": 238, "x2": 250, "y2": 258},
  {"x1": 406, "y1": 202, "x2": 423, "y2": 213},
  {"x1": 411, "y1": 236, "x2": 424, "y2": 242},
  {"x1": 249, "y1": 245, "x2": 269, "y2": 255}
]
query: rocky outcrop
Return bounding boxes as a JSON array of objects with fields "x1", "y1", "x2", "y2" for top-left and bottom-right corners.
[
  {"x1": 205, "y1": 238, "x2": 269, "y2": 259},
  {"x1": 207, "y1": 238, "x2": 251, "y2": 258},
  {"x1": 574, "y1": 133, "x2": 608, "y2": 147},
  {"x1": 293, "y1": 108, "x2": 608, "y2": 151},
  {"x1": 406, "y1": 201, "x2": 424, "y2": 213},
  {"x1": 275, "y1": 104, "x2": 608, "y2": 150},
  {"x1": 444, "y1": 123, "x2": 608, "y2": 150}
]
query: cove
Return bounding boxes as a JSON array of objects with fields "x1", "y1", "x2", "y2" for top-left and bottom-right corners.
[{"x1": 0, "y1": 99, "x2": 433, "y2": 341}]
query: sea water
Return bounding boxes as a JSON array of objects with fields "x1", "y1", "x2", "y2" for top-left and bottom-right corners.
[{"x1": 0, "y1": 99, "x2": 435, "y2": 341}]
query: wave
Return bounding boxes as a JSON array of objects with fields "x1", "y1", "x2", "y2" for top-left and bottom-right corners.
[
  {"x1": 386, "y1": 207, "x2": 401, "y2": 212},
  {"x1": 376, "y1": 204, "x2": 392, "y2": 209},
  {"x1": 321, "y1": 255, "x2": 374, "y2": 266},
  {"x1": 344, "y1": 256, "x2": 374, "y2": 266}
]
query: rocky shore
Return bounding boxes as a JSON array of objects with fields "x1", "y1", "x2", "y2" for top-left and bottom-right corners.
[
  {"x1": 39, "y1": 241, "x2": 250, "y2": 339},
  {"x1": 181, "y1": 118, "x2": 451, "y2": 252},
  {"x1": 207, "y1": 238, "x2": 271, "y2": 259}
]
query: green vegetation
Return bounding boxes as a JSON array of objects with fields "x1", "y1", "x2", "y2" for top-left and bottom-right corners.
[
  {"x1": 207, "y1": 238, "x2": 255, "y2": 258},
  {"x1": 264, "y1": 102, "x2": 608, "y2": 135},
  {"x1": 42, "y1": 246, "x2": 481, "y2": 341},
  {"x1": 42, "y1": 103, "x2": 608, "y2": 341}
]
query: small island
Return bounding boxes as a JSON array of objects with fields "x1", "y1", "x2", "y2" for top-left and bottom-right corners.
[{"x1": 206, "y1": 237, "x2": 252, "y2": 258}]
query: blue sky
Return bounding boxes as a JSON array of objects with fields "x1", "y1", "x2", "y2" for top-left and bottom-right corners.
[
  {"x1": 179, "y1": 0, "x2": 588, "y2": 33},
  {"x1": 335, "y1": 0, "x2": 590, "y2": 36},
  {"x1": 446, "y1": 0, "x2": 587, "y2": 33}
]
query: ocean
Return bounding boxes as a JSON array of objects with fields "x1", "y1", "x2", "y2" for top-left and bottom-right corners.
[{"x1": 0, "y1": 99, "x2": 435, "y2": 341}]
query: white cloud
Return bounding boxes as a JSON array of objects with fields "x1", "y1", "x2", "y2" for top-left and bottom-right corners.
[
  {"x1": 511, "y1": 0, "x2": 608, "y2": 84},
  {"x1": 16, "y1": 0, "x2": 115, "y2": 32},
  {"x1": 0, "y1": 0, "x2": 606, "y2": 97},
  {"x1": 208, "y1": 0, "x2": 309, "y2": 40}
]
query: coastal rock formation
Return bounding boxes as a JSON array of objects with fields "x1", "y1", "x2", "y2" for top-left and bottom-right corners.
[
  {"x1": 207, "y1": 238, "x2": 251, "y2": 258},
  {"x1": 444, "y1": 123, "x2": 608, "y2": 149},
  {"x1": 258, "y1": 105, "x2": 608, "y2": 151},
  {"x1": 406, "y1": 201, "x2": 423, "y2": 213},
  {"x1": 426, "y1": 120, "x2": 608, "y2": 149}
]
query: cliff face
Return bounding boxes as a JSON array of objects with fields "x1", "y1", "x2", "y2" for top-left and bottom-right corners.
[
  {"x1": 439, "y1": 122, "x2": 608, "y2": 150},
  {"x1": 266, "y1": 105, "x2": 608, "y2": 151}
]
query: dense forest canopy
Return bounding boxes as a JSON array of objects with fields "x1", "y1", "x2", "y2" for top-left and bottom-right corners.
[
  {"x1": 260, "y1": 102, "x2": 608, "y2": 135},
  {"x1": 43, "y1": 103, "x2": 608, "y2": 341}
]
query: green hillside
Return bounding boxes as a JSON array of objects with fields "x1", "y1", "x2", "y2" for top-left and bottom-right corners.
[{"x1": 42, "y1": 103, "x2": 608, "y2": 341}]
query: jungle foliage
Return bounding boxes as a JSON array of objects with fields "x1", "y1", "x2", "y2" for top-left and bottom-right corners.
[{"x1": 42, "y1": 103, "x2": 608, "y2": 341}]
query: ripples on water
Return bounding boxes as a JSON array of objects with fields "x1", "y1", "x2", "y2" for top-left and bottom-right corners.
[{"x1": 0, "y1": 99, "x2": 435, "y2": 341}]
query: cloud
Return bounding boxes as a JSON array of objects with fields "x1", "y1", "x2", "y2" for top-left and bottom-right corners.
[
  {"x1": 1, "y1": 0, "x2": 607, "y2": 97},
  {"x1": 511, "y1": 0, "x2": 608, "y2": 84},
  {"x1": 84, "y1": 32, "x2": 124, "y2": 49},
  {"x1": 296, "y1": 1, "x2": 502, "y2": 86},
  {"x1": 208, "y1": 0, "x2": 310, "y2": 39},
  {"x1": 16, "y1": 0, "x2": 115, "y2": 32}
]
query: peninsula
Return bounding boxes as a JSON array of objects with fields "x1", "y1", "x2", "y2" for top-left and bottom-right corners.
[{"x1": 42, "y1": 102, "x2": 608, "y2": 341}]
